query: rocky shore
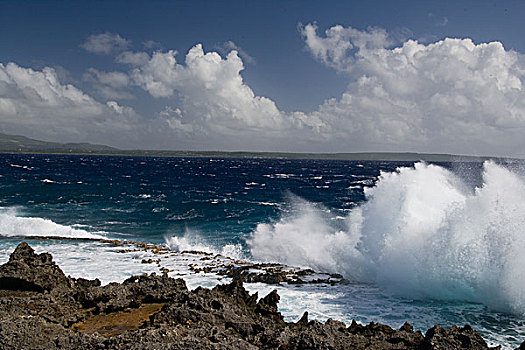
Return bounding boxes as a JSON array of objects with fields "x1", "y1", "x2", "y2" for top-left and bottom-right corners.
[{"x1": 0, "y1": 242, "x2": 518, "y2": 349}]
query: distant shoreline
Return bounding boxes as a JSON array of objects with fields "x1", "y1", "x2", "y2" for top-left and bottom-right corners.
[
  {"x1": 0, "y1": 132, "x2": 519, "y2": 162},
  {"x1": 0, "y1": 149, "x2": 519, "y2": 163}
]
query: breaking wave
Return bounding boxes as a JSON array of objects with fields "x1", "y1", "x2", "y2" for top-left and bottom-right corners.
[
  {"x1": 248, "y1": 161, "x2": 525, "y2": 315},
  {"x1": 0, "y1": 207, "x2": 105, "y2": 240}
]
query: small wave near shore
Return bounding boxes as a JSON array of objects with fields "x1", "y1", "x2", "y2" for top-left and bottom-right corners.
[{"x1": 0, "y1": 207, "x2": 105, "y2": 240}]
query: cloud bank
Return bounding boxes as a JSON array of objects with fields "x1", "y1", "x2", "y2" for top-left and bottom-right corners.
[
  {"x1": 2, "y1": 25, "x2": 525, "y2": 156},
  {"x1": 120, "y1": 44, "x2": 327, "y2": 149},
  {"x1": 301, "y1": 23, "x2": 525, "y2": 155},
  {"x1": 0, "y1": 62, "x2": 139, "y2": 146}
]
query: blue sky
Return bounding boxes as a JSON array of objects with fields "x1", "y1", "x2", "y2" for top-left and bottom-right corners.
[{"x1": 1, "y1": 0, "x2": 525, "y2": 156}]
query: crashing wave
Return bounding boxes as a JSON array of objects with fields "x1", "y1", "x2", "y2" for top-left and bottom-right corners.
[{"x1": 248, "y1": 161, "x2": 525, "y2": 315}]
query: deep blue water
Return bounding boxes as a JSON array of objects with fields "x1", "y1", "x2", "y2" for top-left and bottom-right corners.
[{"x1": 0, "y1": 153, "x2": 417, "y2": 243}]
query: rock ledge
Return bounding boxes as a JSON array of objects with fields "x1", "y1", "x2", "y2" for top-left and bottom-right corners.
[{"x1": 0, "y1": 242, "x2": 514, "y2": 349}]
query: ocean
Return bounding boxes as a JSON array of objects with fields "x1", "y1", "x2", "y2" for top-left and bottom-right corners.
[{"x1": 0, "y1": 153, "x2": 523, "y2": 348}]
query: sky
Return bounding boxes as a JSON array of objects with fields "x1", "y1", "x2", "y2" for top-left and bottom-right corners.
[{"x1": 1, "y1": 0, "x2": 525, "y2": 157}]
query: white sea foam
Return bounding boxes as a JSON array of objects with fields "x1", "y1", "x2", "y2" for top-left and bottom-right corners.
[
  {"x1": 10, "y1": 164, "x2": 32, "y2": 170},
  {"x1": 164, "y1": 229, "x2": 244, "y2": 260},
  {"x1": 0, "y1": 207, "x2": 104, "y2": 239},
  {"x1": 248, "y1": 161, "x2": 525, "y2": 315},
  {"x1": 258, "y1": 201, "x2": 280, "y2": 207}
]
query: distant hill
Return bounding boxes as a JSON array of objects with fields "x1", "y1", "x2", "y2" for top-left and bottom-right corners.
[
  {"x1": 0, "y1": 133, "x2": 117, "y2": 153},
  {"x1": 0, "y1": 132, "x2": 514, "y2": 162}
]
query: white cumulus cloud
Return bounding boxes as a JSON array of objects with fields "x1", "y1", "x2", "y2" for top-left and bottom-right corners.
[
  {"x1": 300, "y1": 23, "x2": 392, "y2": 72},
  {"x1": 83, "y1": 68, "x2": 133, "y2": 99},
  {"x1": 80, "y1": 33, "x2": 131, "y2": 55},
  {"x1": 303, "y1": 24, "x2": 525, "y2": 156},
  {"x1": 108, "y1": 32, "x2": 525, "y2": 155},
  {"x1": 0, "y1": 62, "x2": 103, "y2": 119},
  {"x1": 0, "y1": 62, "x2": 140, "y2": 147},
  {"x1": 215, "y1": 41, "x2": 255, "y2": 64},
  {"x1": 126, "y1": 44, "x2": 327, "y2": 146}
]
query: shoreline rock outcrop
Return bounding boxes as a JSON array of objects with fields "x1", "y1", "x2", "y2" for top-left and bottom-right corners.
[{"x1": 0, "y1": 242, "x2": 515, "y2": 349}]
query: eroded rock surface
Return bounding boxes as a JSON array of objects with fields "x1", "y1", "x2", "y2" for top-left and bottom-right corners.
[{"x1": 0, "y1": 242, "x2": 507, "y2": 349}]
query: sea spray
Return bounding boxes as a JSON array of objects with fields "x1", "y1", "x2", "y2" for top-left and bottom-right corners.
[
  {"x1": 248, "y1": 161, "x2": 525, "y2": 315},
  {"x1": 164, "y1": 228, "x2": 244, "y2": 260},
  {"x1": 248, "y1": 197, "x2": 364, "y2": 277},
  {"x1": 353, "y1": 162, "x2": 471, "y2": 298}
]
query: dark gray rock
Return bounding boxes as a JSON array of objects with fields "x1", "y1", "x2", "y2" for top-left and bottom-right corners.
[
  {"x1": 423, "y1": 324, "x2": 499, "y2": 350},
  {"x1": 0, "y1": 242, "x2": 72, "y2": 292},
  {"x1": 0, "y1": 242, "x2": 506, "y2": 350}
]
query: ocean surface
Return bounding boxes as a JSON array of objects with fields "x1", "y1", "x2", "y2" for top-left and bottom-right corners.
[{"x1": 0, "y1": 153, "x2": 523, "y2": 348}]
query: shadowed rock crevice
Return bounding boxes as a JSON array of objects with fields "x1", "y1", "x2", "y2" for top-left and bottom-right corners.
[{"x1": 0, "y1": 277, "x2": 44, "y2": 292}]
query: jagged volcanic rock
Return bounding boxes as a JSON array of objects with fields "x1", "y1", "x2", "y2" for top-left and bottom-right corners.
[
  {"x1": 0, "y1": 242, "x2": 507, "y2": 349},
  {"x1": 0, "y1": 242, "x2": 72, "y2": 292}
]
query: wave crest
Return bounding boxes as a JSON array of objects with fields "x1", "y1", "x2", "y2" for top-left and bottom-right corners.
[{"x1": 0, "y1": 207, "x2": 104, "y2": 240}]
